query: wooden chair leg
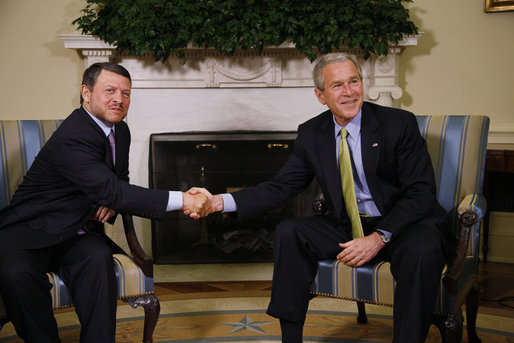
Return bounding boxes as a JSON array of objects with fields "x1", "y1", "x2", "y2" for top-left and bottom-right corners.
[
  {"x1": 466, "y1": 282, "x2": 481, "y2": 343},
  {"x1": 126, "y1": 293, "x2": 160, "y2": 343},
  {"x1": 434, "y1": 311, "x2": 463, "y2": 343},
  {"x1": 356, "y1": 301, "x2": 367, "y2": 324}
]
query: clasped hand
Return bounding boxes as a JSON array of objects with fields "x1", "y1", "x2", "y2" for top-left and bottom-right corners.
[{"x1": 182, "y1": 187, "x2": 222, "y2": 219}]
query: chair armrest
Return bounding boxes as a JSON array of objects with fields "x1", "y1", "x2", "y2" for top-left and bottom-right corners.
[
  {"x1": 457, "y1": 194, "x2": 487, "y2": 222},
  {"x1": 442, "y1": 194, "x2": 486, "y2": 294},
  {"x1": 312, "y1": 193, "x2": 327, "y2": 215},
  {"x1": 121, "y1": 214, "x2": 153, "y2": 278}
]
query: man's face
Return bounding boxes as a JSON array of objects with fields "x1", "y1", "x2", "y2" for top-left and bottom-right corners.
[
  {"x1": 314, "y1": 60, "x2": 364, "y2": 127},
  {"x1": 81, "y1": 70, "x2": 131, "y2": 127}
]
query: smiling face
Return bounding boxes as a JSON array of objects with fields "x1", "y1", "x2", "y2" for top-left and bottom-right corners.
[
  {"x1": 314, "y1": 60, "x2": 364, "y2": 127},
  {"x1": 81, "y1": 70, "x2": 131, "y2": 127}
]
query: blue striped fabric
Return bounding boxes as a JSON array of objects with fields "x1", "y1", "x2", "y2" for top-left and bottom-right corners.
[
  {"x1": 312, "y1": 115, "x2": 490, "y2": 315},
  {"x1": 314, "y1": 261, "x2": 396, "y2": 306},
  {"x1": 113, "y1": 254, "x2": 154, "y2": 297},
  {"x1": 0, "y1": 120, "x2": 154, "y2": 314},
  {"x1": 48, "y1": 254, "x2": 154, "y2": 308},
  {"x1": 0, "y1": 120, "x2": 62, "y2": 208},
  {"x1": 0, "y1": 122, "x2": 8, "y2": 207},
  {"x1": 47, "y1": 272, "x2": 73, "y2": 309}
]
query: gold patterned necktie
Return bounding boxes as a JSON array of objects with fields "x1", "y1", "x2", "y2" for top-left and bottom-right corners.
[{"x1": 339, "y1": 128, "x2": 364, "y2": 238}]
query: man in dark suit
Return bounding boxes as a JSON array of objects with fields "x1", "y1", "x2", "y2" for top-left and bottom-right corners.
[
  {"x1": 192, "y1": 53, "x2": 455, "y2": 342},
  {"x1": 0, "y1": 62, "x2": 211, "y2": 342}
]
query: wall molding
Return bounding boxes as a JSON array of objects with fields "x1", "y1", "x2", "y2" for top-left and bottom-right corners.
[{"x1": 488, "y1": 127, "x2": 514, "y2": 147}]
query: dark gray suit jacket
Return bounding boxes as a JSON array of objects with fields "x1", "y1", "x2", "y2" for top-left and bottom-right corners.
[
  {"x1": 0, "y1": 107, "x2": 169, "y2": 253},
  {"x1": 232, "y1": 102, "x2": 450, "y2": 243}
]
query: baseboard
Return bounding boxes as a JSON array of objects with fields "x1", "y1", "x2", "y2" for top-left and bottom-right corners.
[{"x1": 154, "y1": 262, "x2": 274, "y2": 282}]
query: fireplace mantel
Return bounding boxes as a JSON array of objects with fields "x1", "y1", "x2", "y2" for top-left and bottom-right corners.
[
  {"x1": 59, "y1": 34, "x2": 420, "y2": 256},
  {"x1": 59, "y1": 34, "x2": 420, "y2": 107}
]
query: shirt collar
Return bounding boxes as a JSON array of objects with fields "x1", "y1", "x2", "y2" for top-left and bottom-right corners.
[
  {"x1": 82, "y1": 106, "x2": 114, "y2": 137},
  {"x1": 333, "y1": 109, "x2": 362, "y2": 139}
]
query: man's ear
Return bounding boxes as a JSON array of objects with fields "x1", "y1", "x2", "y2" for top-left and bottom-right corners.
[
  {"x1": 81, "y1": 85, "x2": 91, "y2": 104},
  {"x1": 314, "y1": 88, "x2": 326, "y2": 105}
]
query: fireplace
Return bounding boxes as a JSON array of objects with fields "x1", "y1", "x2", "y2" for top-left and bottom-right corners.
[
  {"x1": 149, "y1": 131, "x2": 319, "y2": 264},
  {"x1": 59, "y1": 34, "x2": 421, "y2": 258}
]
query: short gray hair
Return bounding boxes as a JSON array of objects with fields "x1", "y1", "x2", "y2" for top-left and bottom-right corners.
[{"x1": 312, "y1": 53, "x2": 363, "y2": 91}]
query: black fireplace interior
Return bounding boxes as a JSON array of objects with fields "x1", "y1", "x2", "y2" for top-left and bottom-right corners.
[{"x1": 149, "y1": 131, "x2": 319, "y2": 264}]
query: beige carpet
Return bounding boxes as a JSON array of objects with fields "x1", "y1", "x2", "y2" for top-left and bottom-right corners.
[{"x1": 1, "y1": 297, "x2": 513, "y2": 342}]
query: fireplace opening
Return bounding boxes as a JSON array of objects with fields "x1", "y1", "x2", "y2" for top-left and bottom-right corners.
[{"x1": 149, "y1": 131, "x2": 319, "y2": 264}]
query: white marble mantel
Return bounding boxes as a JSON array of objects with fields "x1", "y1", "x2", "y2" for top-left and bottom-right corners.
[
  {"x1": 59, "y1": 34, "x2": 420, "y2": 255},
  {"x1": 60, "y1": 34, "x2": 420, "y2": 104}
]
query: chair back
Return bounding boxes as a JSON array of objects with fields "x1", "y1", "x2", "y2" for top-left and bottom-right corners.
[
  {"x1": 416, "y1": 115, "x2": 489, "y2": 258},
  {"x1": 0, "y1": 120, "x2": 63, "y2": 208}
]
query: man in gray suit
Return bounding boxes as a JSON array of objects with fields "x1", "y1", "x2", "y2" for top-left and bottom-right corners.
[
  {"x1": 191, "y1": 53, "x2": 455, "y2": 342},
  {"x1": 0, "y1": 62, "x2": 211, "y2": 342}
]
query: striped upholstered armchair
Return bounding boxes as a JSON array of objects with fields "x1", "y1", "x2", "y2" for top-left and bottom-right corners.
[
  {"x1": 0, "y1": 120, "x2": 159, "y2": 342},
  {"x1": 311, "y1": 115, "x2": 490, "y2": 343}
]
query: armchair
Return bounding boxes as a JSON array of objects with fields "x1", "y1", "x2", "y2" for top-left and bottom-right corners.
[
  {"x1": 0, "y1": 120, "x2": 159, "y2": 342},
  {"x1": 311, "y1": 115, "x2": 490, "y2": 342}
]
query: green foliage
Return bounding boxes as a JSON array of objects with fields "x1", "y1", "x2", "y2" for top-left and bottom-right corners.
[{"x1": 73, "y1": 0, "x2": 418, "y2": 62}]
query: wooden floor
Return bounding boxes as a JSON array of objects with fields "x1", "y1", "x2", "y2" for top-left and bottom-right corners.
[
  {"x1": 475, "y1": 261, "x2": 514, "y2": 318},
  {"x1": 154, "y1": 261, "x2": 514, "y2": 318}
]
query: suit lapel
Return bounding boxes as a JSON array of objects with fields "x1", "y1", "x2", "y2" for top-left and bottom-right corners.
[
  {"x1": 316, "y1": 112, "x2": 343, "y2": 216},
  {"x1": 360, "y1": 103, "x2": 384, "y2": 213},
  {"x1": 79, "y1": 108, "x2": 116, "y2": 171},
  {"x1": 113, "y1": 122, "x2": 128, "y2": 176}
]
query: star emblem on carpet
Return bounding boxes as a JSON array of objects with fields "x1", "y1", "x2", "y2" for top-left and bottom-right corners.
[{"x1": 222, "y1": 315, "x2": 272, "y2": 334}]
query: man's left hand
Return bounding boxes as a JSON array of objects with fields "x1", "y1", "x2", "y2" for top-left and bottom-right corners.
[
  {"x1": 91, "y1": 206, "x2": 116, "y2": 223},
  {"x1": 336, "y1": 232, "x2": 385, "y2": 267}
]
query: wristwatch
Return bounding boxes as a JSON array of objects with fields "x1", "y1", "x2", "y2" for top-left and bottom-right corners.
[{"x1": 375, "y1": 230, "x2": 390, "y2": 244}]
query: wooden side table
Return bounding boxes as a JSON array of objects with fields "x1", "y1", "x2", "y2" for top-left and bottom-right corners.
[{"x1": 483, "y1": 150, "x2": 514, "y2": 262}]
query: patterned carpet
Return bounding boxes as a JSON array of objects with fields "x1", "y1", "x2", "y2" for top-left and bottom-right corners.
[{"x1": 1, "y1": 297, "x2": 513, "y2": 342}]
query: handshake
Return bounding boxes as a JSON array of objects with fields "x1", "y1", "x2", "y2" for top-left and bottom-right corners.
[{"x1": 181, "y1": 187, "x2": 224, "y2": 219}]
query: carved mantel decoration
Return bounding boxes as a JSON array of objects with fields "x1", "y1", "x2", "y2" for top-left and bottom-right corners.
[{"x1": 59, "y1": 34, "x2": 420, "y2": 108}]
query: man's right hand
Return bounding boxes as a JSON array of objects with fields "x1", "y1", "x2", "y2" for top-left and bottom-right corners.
[
  {"x1": 183, "y1": 187, "x2": 224, "y2": 218},
  {"x1": 181, "y1": 191, "x2": 211, "y2": 219}
]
